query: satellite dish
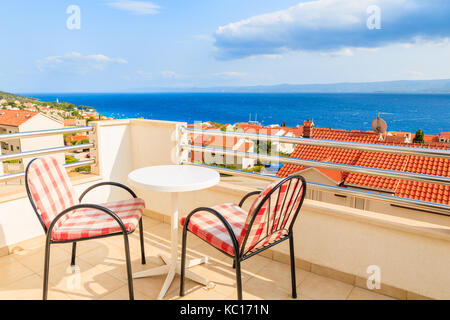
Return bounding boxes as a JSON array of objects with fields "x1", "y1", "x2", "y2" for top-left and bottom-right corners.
[{"x1": 372, "y1": 117, "x2": 387, "y2": 134}]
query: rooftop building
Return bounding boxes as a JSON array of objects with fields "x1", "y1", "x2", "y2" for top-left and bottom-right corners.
[{"x1": 0, "y1": 110, "x2": 64, "y2": 176}]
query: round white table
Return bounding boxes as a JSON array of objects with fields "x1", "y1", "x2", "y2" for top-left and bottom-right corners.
[{"x1": 127, "y1": 165, "x2": 220, "y2": 300}]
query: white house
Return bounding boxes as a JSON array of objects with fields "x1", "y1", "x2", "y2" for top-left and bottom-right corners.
[{"x1": 0, "y1": 110, "x2": 64, "y2": 176}]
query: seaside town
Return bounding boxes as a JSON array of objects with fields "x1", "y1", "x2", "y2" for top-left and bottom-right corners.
[
  {"x1": 0, "y1": 93, "x2": 113, "y2": 176},
  {"x1": 2, "y1": 91, "x2": 449, "y2": 208}
]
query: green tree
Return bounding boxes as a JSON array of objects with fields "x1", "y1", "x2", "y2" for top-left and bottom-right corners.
[
  {"x1": 413, "y1": 129, "x2": 425, "y2": 144},
  {"x1": 76, "y1": 138, "x2": 90, "y2": 145},
  {"x1": 72, "y1": 110, "x2": 82, "y2": 118},
  {"x1": 65, "y1": 154, "x2": 78, "y2": 164}
]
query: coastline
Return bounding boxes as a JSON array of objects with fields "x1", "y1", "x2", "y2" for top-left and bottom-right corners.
[{"x1": 26, "y1": 92, "x2": 450, "y2": 135}]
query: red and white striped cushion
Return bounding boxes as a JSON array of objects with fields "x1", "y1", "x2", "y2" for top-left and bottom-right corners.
[
  {"x1": 180, "y1": 203, "x2": 247, "y2": 256},
  {"x1": 239, "y1": 178, "x2": 305, "y2": 254},
  {"x1": 238, "y1": 180, "x2": 278, "y2": 253},
  {"x1": 51, "y1": 198, "x2": 144, "y2": 241},
  {"x1": 26, "y1": 156, "x2": 78, "y2": 229}
]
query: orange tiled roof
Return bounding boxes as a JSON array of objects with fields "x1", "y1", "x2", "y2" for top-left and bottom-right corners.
[
  {"x1": 64, "y1": 118, "x2": 77, "y2": 126},
  {"x1": 0, "y1": 110, "x2": 38, "y2": 127},
  {"x1": 65, "y1": 135, "x2": 89, "y2": 143},
  {"x1": 395, "y1": 154, "x2": 450, "y2": 203},
  {"x1": 440, "y1": 132, "x2": 450, "y2": 140},
  {"x1": 410, "y1": 133, "x2": 440, "y2": 143},
  {"x1": 277, "y1": 145, "x2": 362, "y2": 183},
  {"x1": 343, "y1": 143, "x2": 450, "y2": 200},
  {"x1": 344, "y1": 152, "x2": 409, "y2": 192},
  {"x1": 424, "y1": 134, "x2": 440, "y2": 143},
  {"x1": 264, "y1": 126, "x2": 304, "y2": 137},
  {"x1": 277, "y1": 127, "x2": 381, "y2": 181},
  {"x1": 385, "y1": 135, "x2": 406, "y2": 143},
  {"x1": 237, "y1": 123, "x2": 263, "y2": 131},
  {"x1": 277, "y1": 126, "x2": 450, "y2": 205},
  {"x1": 189, "y1": 133, "x2": 253, "y2": 163},
  {"x1": 312, "y1": 128, "x2": 381, "y2": 143},
  {"x1": 283, "y1": 127, "x2": 303, "y2": 136},
  {"x1": 396, "y1": 181, "x2": 450, "y2": 204}
]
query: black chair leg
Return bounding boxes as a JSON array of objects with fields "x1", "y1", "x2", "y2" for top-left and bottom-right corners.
[
  {"x1": 43, "y1": 239, "x2": 51, "y2": 300},
  {"x1": 179, "y1": 227, "x2": 188, "y2": 296},
  {"x1": 289, "y1": 234, "x2": 297, "y2": 299},
  {"x1": 232, "y1": 260, "x2": 236, "y2": 269},
  {"x1": 122, "y1": 233, "x2": 134, "y2": 300},
  {"x1": 139, "y1": 218, "x2": 146, "y2": 264},
  {"x1": 235, "y1": 257, "x2": 242, "y2": 300},
  {"x1": 71, "y1": 242, "x2": 77, "y2": 266}
]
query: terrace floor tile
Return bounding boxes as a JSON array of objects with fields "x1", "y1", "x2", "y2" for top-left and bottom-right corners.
[{"x1": 0, "y1": 216, "x2": 397, "y2": 300}]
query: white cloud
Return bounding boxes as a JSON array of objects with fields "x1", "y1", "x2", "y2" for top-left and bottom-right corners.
[
  {"x1": 320, "y1": 48, "x2": 354, "y2": 58},
  {"x1": 37, "y1": 52, "x2": 127, "y2": 74},
  {"x1": 160, "y1": 70, "x2": 180, "y2": 79},
  {"x1": 107, "y1": 1, "x2": 160, "y2": 15},
  {"x1": 260, "y1": 54, "x2": 283, "y2": 59},
  {"x1": 214, "y1": 0, "x2": 450, "y2": 59},
  {"x1": 356, "y1": 47, "x2": 379, "y2": 53}
]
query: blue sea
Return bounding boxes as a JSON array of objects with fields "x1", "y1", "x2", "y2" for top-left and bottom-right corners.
[{"x1": 26, "y1": 93, "x2": 450, "y2": 134}]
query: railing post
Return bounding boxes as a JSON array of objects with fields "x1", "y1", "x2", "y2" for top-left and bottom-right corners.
[
  {"x1": 0, "y1": 146, "x2": 3, "y2": 177},
  {"x1": 176, "y1": 123, "x2": 189, "y2": 164},
  {"x1": 89, "y1": 122, "x2": 100, "y2": 175}
]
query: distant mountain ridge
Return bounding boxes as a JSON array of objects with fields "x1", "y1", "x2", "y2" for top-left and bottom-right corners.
[
  {"x1": 137, "y1": 79, "x2": 450, "y2": 93},
  {"x1": 0, "y1": 90, "x2": 39, "y2": 102}
]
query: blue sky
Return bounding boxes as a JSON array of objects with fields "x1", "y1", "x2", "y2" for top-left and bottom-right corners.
[{"x1": 1, "y1": 0, "x2": 450, "y2": 93}]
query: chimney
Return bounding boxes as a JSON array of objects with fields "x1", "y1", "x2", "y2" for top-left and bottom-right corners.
[{"x1": 303, "y1": 119, "x2": 314, "y2": 138}]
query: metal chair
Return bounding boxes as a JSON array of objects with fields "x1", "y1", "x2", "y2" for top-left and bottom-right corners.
[
  {"x1": 25, "y1": 156, "x2": 146, "y2": 300},
  {"x1": 180, "y1": 175, "x2": 307, "y2": 300}
]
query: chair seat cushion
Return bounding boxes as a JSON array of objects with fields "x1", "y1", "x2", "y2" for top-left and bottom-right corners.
[
  {"x1": 51, "y1": 198, "x2": 145, "y2": 241},
  {"x1": 180, "y1": 203, "x2": 248, "y2": 256}
]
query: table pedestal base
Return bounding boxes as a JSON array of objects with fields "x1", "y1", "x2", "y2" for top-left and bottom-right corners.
[{"x1": 133, "y1": 253, "x2": 213, "y2": 300}]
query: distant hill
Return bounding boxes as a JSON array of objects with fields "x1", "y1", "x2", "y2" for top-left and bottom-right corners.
[
  {"x1": 0, "y1": 90, "x2": 95, "y2": 113},
  {"x1": 0, "y1": 91, "x2": 39, "y2": 103},
  {"x1": 137, "y1": 79, "x2": 450, "y2": 94}
]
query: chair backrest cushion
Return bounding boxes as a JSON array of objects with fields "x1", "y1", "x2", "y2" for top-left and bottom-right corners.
[
  {"x1": 26, "y1": 156, "x2": 78, "y2": 230},
  {"x1": 239, "y1": 175, "x2": 306, "y2": 255}
]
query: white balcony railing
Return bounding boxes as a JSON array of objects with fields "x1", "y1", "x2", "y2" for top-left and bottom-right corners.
[
  {"x1": 0, "y1": 126, "x2": 95, "y2": 182},
  {"x1": 181, "y1": 126, "x2": 450, "y2": 216},
  {"x1": 1, "y1": 124, "x2": 449, "y2": 216}
]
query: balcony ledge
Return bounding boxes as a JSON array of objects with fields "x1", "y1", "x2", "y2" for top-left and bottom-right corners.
[
  {"x1": 305, "y1": 199, "x2": 450, "y2": 243},
  {"x1": 212, "y1": 180, "x2": 450, "y2": 243}
]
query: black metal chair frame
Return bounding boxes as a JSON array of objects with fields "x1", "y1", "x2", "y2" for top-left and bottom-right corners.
[
  {"x1": 25, "y1": 159, "x2": 146, "y2": 300},
  {"x1": 180, "y1": 175, "x2": 307, "y2": 300}
]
